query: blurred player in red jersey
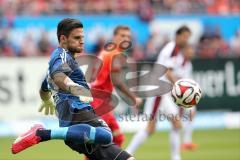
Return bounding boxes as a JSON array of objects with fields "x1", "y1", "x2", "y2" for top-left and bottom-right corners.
[
  {"x1": 91, "y1": 26, "x2": 142, "y2": 148},
  {"x1": 83, "y1": 26, "x2": 143, "y2": 160}
]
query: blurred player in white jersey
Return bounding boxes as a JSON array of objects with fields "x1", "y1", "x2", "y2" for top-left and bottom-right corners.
[{"x1": 126, "y1": 26, "x2": 196, "y2": 160}]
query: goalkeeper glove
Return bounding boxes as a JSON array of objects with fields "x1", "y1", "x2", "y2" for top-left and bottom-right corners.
[{"x1": 38, "y1": 98, "x2": 55, "y2": 115}]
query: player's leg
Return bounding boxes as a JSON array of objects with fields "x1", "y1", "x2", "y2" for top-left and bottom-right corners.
[
  {"x1": 64, "y1": 111, "x2": 134, "y2": 160},
  {"x1": 11, "y1": 122, "x2": 112, "y2": 154},
  {"x1": 56, "y1": 100, "x2": 112, "y2": 145},
  {"x1": 126, "y1": 96, "x2": 161, "y2": 154},
  {"x1": 40, "y1": 124, "x2": 112, "y2": 144},
  {"x1": 90, "y1": 144, "x2": 135, "y2": 160},
  {"x1": 11, "y1": 103, "x2": 113, "y2": 154},
  {"x1": 161, "y1": 94, "x2": 182, "y2": 160},
  {"x1": 126, "y1": 118, "x2": 156, "y2": 155},
  {"x1": 82, "y1": 143, "x2": 135, "y2": 160},
  {"x1": 170, "y1": 117, "x2": 182, "y2": 160},
  {"x1": 181, "y1": 107, "x2": 197, "y2": 151},
  {"x1": 66, "y1": 140, "x2": 136, "y2": 160}
]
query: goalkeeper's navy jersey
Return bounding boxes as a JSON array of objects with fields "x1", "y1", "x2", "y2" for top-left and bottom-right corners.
[{"x1": 41, "y1": 47, "x2": 91, "y2": 111}]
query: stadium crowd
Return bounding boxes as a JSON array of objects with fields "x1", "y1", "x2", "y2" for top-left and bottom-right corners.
[
  {"x1": 1, "y1": 25, "x2": 239, "y2": 58},
  {"x1": 0, "y1": 0, "x2": 240, "y2": 58},
  {"x1": 1, "y1": 0, "x2": 239, "y2": 15}
]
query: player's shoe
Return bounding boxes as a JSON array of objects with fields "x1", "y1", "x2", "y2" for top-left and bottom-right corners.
[
  {"x1": 181, "y1": 143, "x2": 197, "y2": 151},
  {"x1": 11, "y1": 124, "x2": 44, "y2": 154}
]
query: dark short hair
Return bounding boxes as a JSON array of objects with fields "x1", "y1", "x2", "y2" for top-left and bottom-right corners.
[
  {"x1": 176, "y1": 25, "x2": 191, "y2": 35},
  {"x1": 57, "y1": 18, "x2": 83, "y2": 43},
  {"x1": 113, "y1": 25, "x2": 130, "y2": 35}
]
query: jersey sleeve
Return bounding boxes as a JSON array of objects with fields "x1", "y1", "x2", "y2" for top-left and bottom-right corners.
[
  {"x1": 49, "y1": 57, "x2": 72, "y2": 78},
  {"x1": 40, "y1": 75, "x2": 51, "y2": 92}
]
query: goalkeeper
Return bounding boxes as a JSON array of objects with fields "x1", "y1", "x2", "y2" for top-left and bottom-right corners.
[{"x1": 11, "y1": 18, "x2": 135, "y2": 160}]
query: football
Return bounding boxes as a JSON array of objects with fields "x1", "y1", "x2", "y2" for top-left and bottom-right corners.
[{"x1": 171, "y1": 79, "x2": 202, "y2": 108}]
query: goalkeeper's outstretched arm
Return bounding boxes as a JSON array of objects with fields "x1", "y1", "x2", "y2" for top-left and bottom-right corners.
[{"x1": 52, "y1": 72, "x2": 93, "y2": 103}]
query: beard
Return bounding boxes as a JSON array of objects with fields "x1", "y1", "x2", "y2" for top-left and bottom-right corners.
[{"x1": 67, "y1": 45, "x2": 83, "y2": 54}]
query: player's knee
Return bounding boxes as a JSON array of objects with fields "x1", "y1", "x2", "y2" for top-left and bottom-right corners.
[
  {"x1": 172, "y1": 119, "x2": 182, "y2": 129},
  {"x1": 146, "y1": 119, "x2": 156, "y2": 135},
  {"x1": 95, "y1": 127, "x2": 113, "y2": 144},
  {"x1": 146, "y1": 125, "x2": 155, "y2": 135}
]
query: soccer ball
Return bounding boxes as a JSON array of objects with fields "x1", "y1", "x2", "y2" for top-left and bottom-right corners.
[{"x1": 171, "y1": 79, "x2": 202, "y2": 108}]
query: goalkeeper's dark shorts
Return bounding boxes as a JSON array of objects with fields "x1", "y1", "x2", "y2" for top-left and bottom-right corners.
[{"x1": 61, "y1": 106, "x2": 132, "y2": 160}]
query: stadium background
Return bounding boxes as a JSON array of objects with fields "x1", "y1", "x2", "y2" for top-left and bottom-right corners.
[{"x1": 0, "y1": 0, "x2": 239, "y2": 160}]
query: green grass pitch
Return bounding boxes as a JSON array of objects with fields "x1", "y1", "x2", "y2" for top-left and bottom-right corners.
[{"x1": 1, "y1": 129, "x2": 239, "y2": 160}]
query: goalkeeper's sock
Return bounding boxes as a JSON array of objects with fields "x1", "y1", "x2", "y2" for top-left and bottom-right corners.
[
  {"x1": 36, "y1": 124, "x2": 112, "y2": 144},
  {"x1": 36, "y1": 129, "x2": 51, "y2": 141}
]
